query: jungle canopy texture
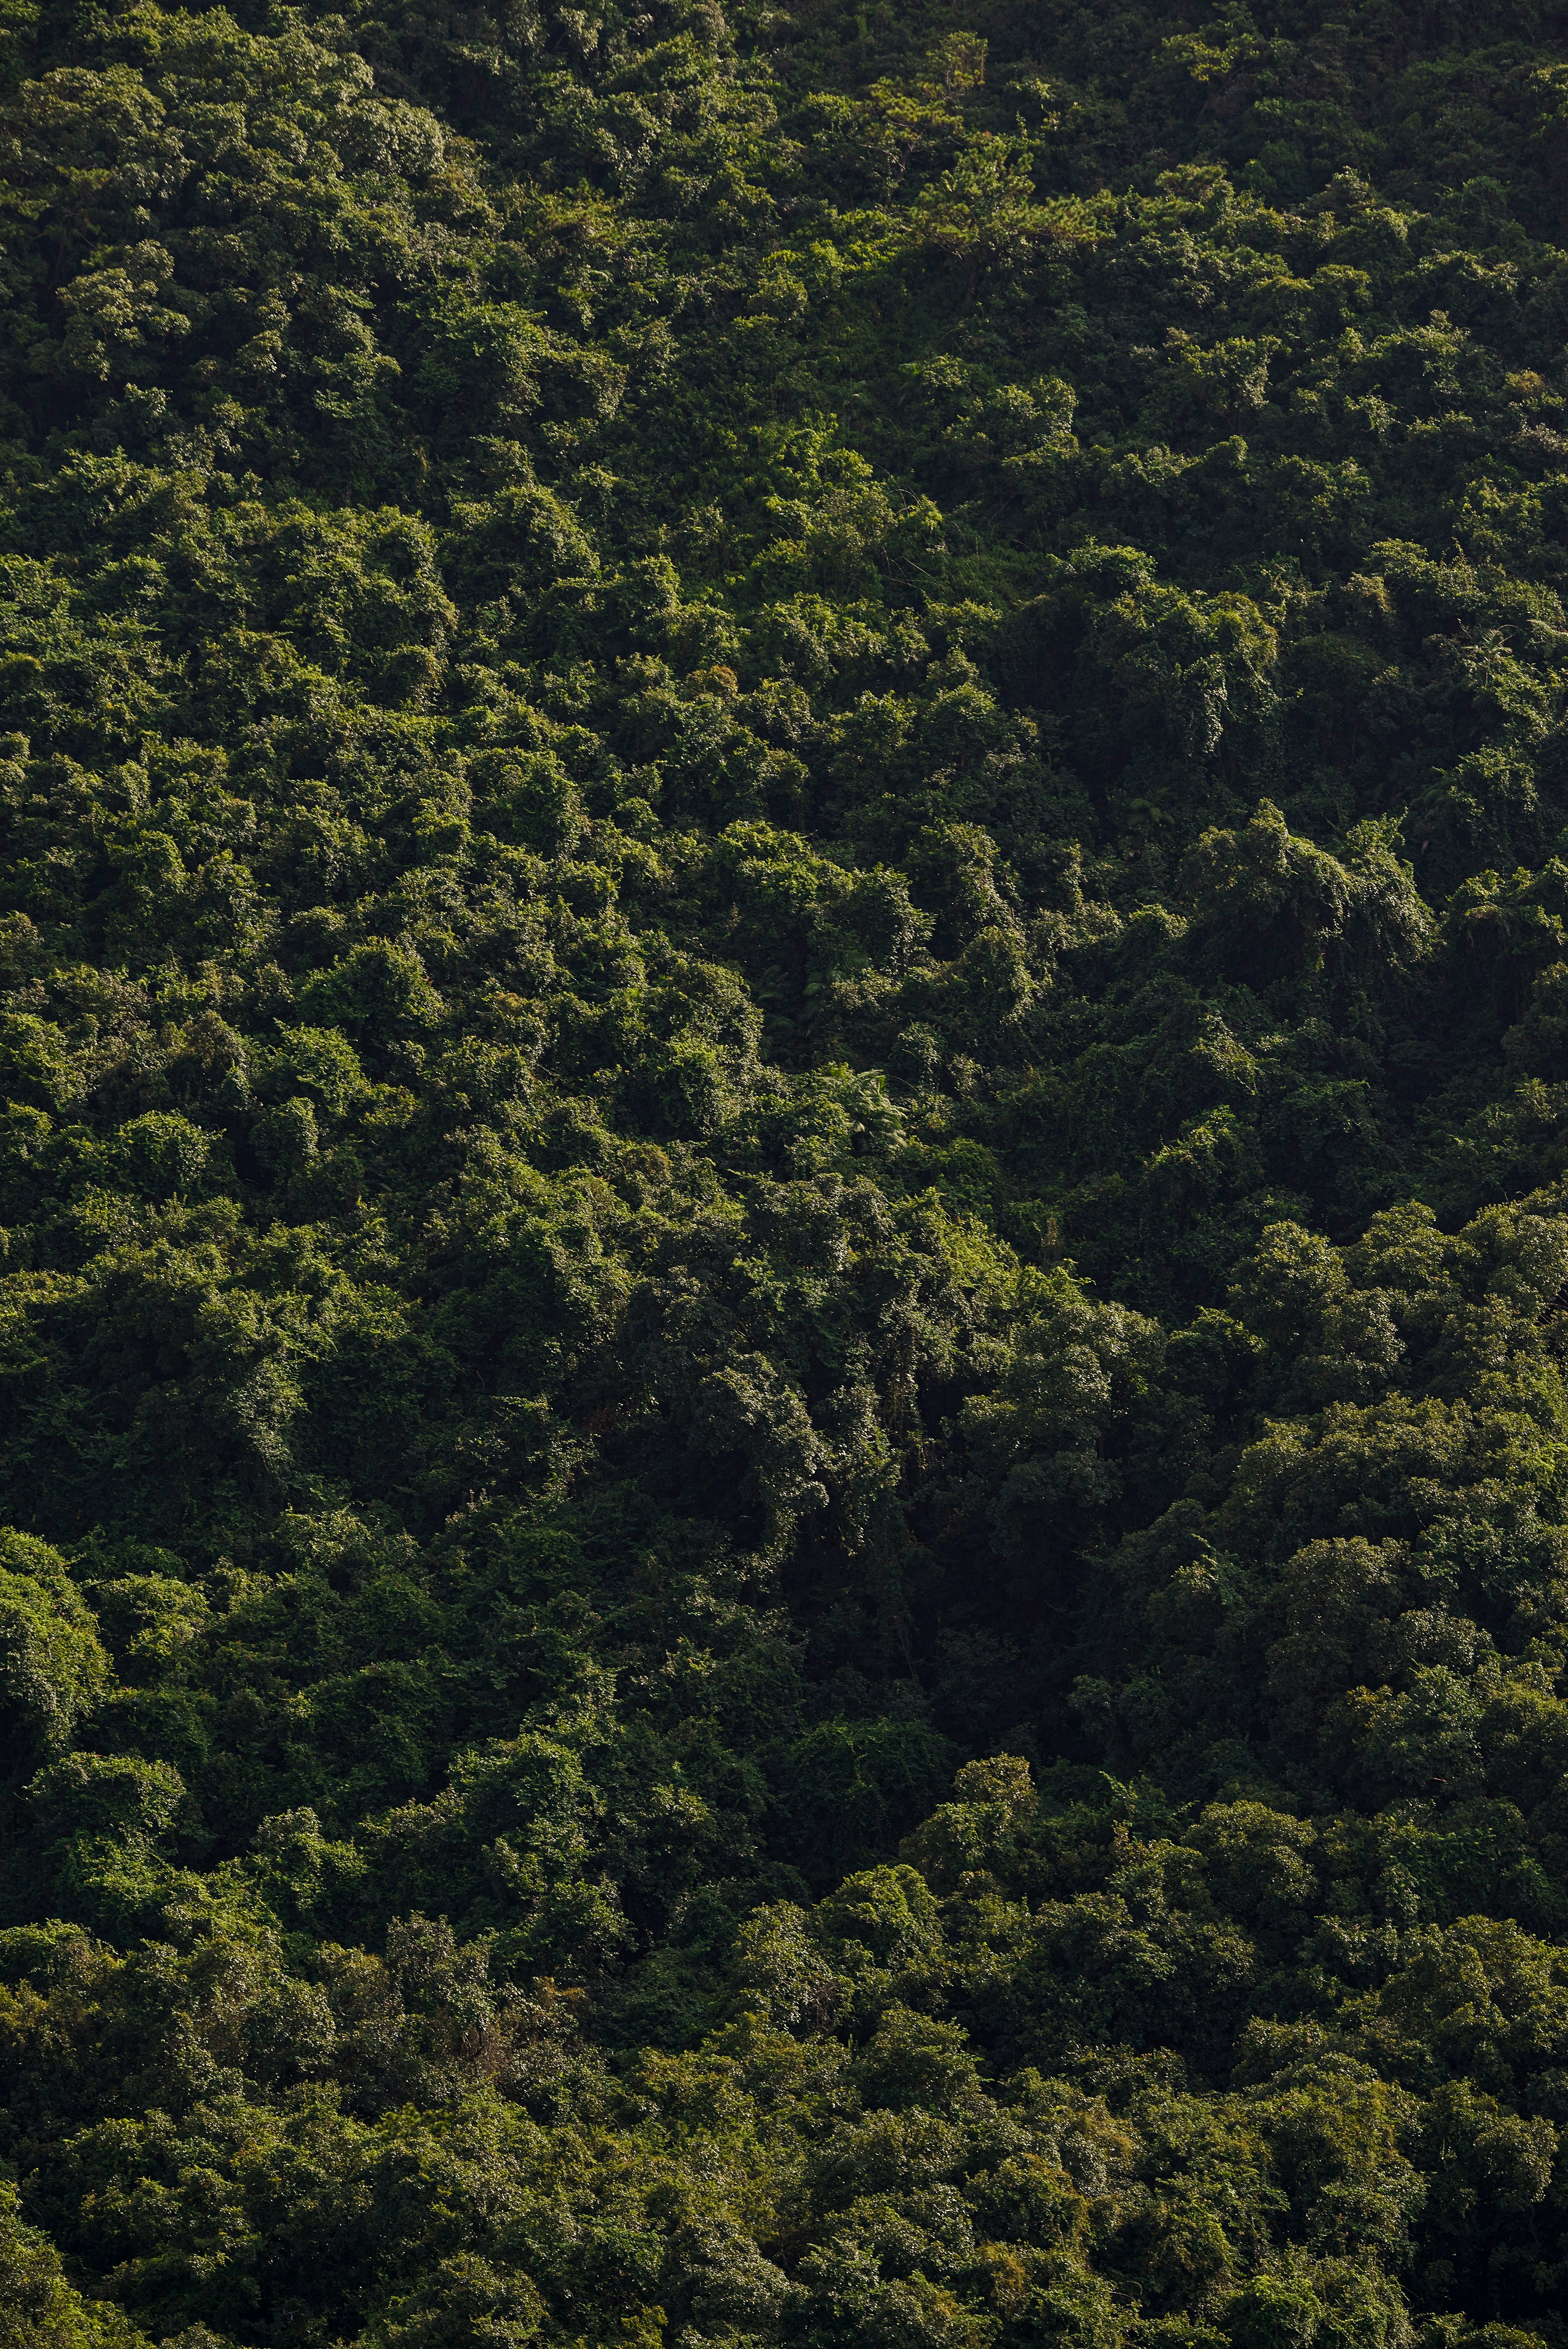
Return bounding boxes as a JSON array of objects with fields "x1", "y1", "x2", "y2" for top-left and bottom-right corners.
[{"x1": 9, "y1": 0, "x2": 1568, "y2": 2343}]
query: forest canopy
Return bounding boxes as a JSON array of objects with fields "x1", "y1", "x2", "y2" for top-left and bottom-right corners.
[{"x1": 7, "y1": 0, "x2": 1568, "y2": 2342}]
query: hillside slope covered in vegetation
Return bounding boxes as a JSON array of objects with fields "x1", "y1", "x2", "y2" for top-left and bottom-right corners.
[{"x1": 9, "y1": 0, "x2": 1568, "y2": 2341}]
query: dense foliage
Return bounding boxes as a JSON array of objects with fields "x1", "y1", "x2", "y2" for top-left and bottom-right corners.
[{"x1": 9, "y1": 0, "x2": 1568, "y2": 2341}]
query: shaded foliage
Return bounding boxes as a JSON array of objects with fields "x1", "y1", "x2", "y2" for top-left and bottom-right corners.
[{"x1": 4, "y1": 0, "x2": 1568, "y2": 2342}]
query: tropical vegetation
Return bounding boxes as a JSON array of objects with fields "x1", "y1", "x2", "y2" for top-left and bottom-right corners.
[{"x1": 6, "y1": 0, "x2": 1568, "y2": 2342}]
